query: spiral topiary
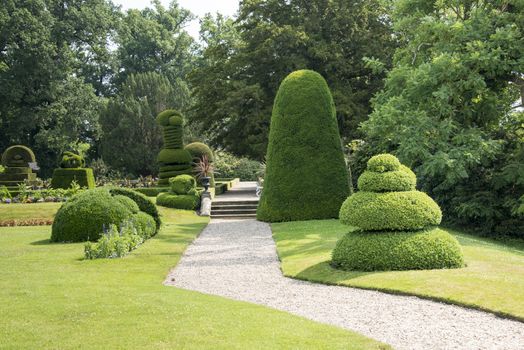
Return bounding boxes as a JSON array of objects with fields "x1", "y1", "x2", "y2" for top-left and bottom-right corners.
[
  {"x1": 257, "y1": 69, "x2": 350, "y2": 222},
  {"x1": 51, "y1": 188, "x2": 160, "y2": 242},
  {"x1": 156, "y1": 110, "x2": 193, "y2": 186},
  {"x1": 332, "y1": 154, "x2": 464, "y2": 271}
]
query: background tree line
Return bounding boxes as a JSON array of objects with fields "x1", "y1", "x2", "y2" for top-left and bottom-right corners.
[{"x1": 1, "y1": 0, "x2": 522, "y2": 236}]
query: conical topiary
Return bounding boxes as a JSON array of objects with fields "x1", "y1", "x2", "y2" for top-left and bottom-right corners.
[
  {"x1": 257, "y1": 70, "x2": 350, "y2": 222},
  {"x1": 156, "y1": 110, "x2": 193, "y2": 186},
  {"x1": 331, "y1": 154, "x2": 464, "y2": 271}
]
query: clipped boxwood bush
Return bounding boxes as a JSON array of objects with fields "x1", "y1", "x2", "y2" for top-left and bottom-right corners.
[
  {"x1": 357, "y1": 165, "x2": 416, "y2": 192},
  {"x1": 257, "y1": 70, "x2": 350, "y2": 222},
  {"x1": 156, "y1": 174, "x2": 200, "y2": 210},
  {"x1": 109, "y1": 187, "x2": 161, "y2": 229},
  {"x1": 51, "y1": 168, "x2": 95, "y2": 189},
  {"x1": 339, "y1": 191, "x2": 442, "y2": 231},
  {"x1": 332, "y1": 154, "x2": 464, "y2": 271},
  {"x1": 185, "y1": 142, "x2": 214, "y2": 162},
  {"x1": 169, "y1": 175, "x2": 197, "y2": 195},
  {"x1": 156, "y1": 193, "x2": 200, "y2": 210},
  {"x1": 331, "y1": 228, "x2": 465, "y2": 271},
  {"x1": 51, "y1": 188, "x2": 159, "y2": 242}
]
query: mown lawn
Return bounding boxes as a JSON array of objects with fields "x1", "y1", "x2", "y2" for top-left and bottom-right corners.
[
  {"x1": 272, "y1": 219, "x2": 524, "y2": 321},
  {"x1": 0, "y1": 206, "x2": 388, "y2": 349},
  {"x1": 0, "y1": 202, "x2": 61, "y2": 221}
]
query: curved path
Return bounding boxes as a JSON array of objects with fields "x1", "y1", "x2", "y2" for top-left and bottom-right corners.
[{"x1": 165, "y1": 219, "x2": 524, "y2": 350}]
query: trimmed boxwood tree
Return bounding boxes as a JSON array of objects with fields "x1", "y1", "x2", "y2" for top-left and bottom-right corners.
[
  {"x1": 257, "y1": 70, "x2": 350, "y2": 222},
  {"x1": 331, "y1": 154, "x2": 464, "y2": 271}
]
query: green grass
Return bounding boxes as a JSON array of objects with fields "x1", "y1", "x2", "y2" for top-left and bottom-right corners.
[
  {"x1": 0, "y1": 202, "x2": 62, "y2": 221},
  {"x1": 0, "y1": 207, "x2": 388, "y2": 349},
  {"x1": 272, "y1": 219, "x2": 524, "y2": 321}
]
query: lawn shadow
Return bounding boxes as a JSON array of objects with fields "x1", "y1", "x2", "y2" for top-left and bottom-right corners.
[
  {"x1": 30, "y1": 238, "x2": 52, "y2": 245},
  {"x1": 294, "y1": 260, "x2": 376, "y2": 284}
]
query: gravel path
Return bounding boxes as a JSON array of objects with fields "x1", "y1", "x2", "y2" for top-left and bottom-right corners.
[{"x1": 165, "y1": 219, "x2": 524, "y2": 350}]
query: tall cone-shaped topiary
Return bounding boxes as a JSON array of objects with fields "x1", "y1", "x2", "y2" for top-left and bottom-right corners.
[
  {"x1": 332, "y1": 154, "x2": 464, "y2": 271},
  {"x1": 257, "y1": 70, "x2": 350, "y2": 222},
  {"x1": 156, "y1": 110, "x2": 193, "y2": 186}
]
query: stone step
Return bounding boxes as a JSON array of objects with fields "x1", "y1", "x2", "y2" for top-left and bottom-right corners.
[
  {"x1": 211, "y1": 208, "x2": 257, "y2": 215},
  {"x1": 212, "y1": 200, "x2": 259, "y2": 206},
  {"x1": 210, "y1": 213, "x2": 257, "y2": 219},
  {"x1": 211, "y1": 204, "x2": 259, "y2": 210}
]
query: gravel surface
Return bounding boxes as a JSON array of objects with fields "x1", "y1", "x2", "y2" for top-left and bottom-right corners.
[{"x1": 165, "y1": 219, "x2": 524, "y2": 350}]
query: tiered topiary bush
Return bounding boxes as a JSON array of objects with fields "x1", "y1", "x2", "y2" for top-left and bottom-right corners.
[
  {"x1": 257, "y1": 69, "x2": 350, "y2": 222},
  {"x1": 185, "y1": 142, "x2": 215, "y2": 187},
  {"x1": 51, "y1": 151, "x2": 95, "y2": 189},
  {"x1": 156, "y1": 174, "x2": 200, "y2": 210},
  {"x1": 0, "y1": 145, "x2": 38, "y2": 190},
  {"x1": 331, "y1": 154, "x2": 464, "y2": 271},
  {"x1": 51, "y1": 188, "x2": 160, "y2": 242},
  {"x1": 156, "y1": 110, "x2": 193, "y2": 186}
]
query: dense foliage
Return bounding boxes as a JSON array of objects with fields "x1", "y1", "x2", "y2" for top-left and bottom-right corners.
[
  {"x1": 51, "y1": 188, "x2": 158, "y2": 242},
  {"x1": 156, "y1": 174, "x2": 200, "y2": 210},
  {"x1": 332, "y1": 228, "x2": 465, "y2": 271},
  {"x1": 1, "y1": 1, "x2": 522, "y2": 237},
  {"x1": 333, "y1": 154, "x2": 464, "y2": 271},
  {"x1": 189, "y1": 0, "x2": 395, "y2": 159},
  {"x1": 358, "y1": 0, "x2": 524, "y2": 236},
  {"x1": 257, "y1": 70, "x2": 350, "y2": 222}
]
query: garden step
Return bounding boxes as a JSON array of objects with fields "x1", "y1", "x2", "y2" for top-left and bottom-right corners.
[
  {"x1": 212, "y1": 204, "x2": 259, "y2": 210},
  {"x1": 212, "y1": 200, "x2": 259, "y2": 206},
  {"x1": 211, "y1": 209, "x2": 257, "y2": 215},
  {"x1": 210, "y1": 213, "x2": 257, "y2": 219}
]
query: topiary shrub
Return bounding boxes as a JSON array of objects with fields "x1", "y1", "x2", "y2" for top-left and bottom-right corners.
[
  {"x1": 169, "y1": 174, "x2": 197, "y2": 195},
  {"x1": 51, "y1": 151, "x2": 95, "y2": 189},
  {"x1": 185, "y1": 142, "x2": 214, "y2": 162},
  {"x1": 51, "y1": 168, "x2": 95, "y2": 189},
  {"x1": 51, "y1": 188, "x2": 159, "y2": 242},
  {"x1": 60, "y1": 151, "x2": 85, "y2": 168},
  {"x1": 339, "y1": 191, "x2": 442, "y2": 231},
  {"x1": 332, "y1": 154, "x2": 464, "y2": 271},
  {"x1": 331, "y1": 228, "x2": 465, "y2": 271},
  {"x1": 156, "y1": 110, "x2": 193, "y2": 186},
  {"x1": 257, "y1": 70, "x2": 350, "y2": 222},
  {"x1": 156, "y1": 174, "x2": 200, "y2": 210},
  {"x1": 156, "y1": 193, "x2": 200, "y2": 210},
  {"x1": 0, "y1": 145, "x2": 37, "y2": 187},
  {"x1": 109, "y1": 187, "x2": 161, "y2": 229}
]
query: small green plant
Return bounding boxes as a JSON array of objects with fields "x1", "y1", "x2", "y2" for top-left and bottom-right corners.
[
  {"x1": 16, "y1": 183, "x2": 30, "y2": 202},
  {"x1": 0, "y1": 185, "x2": 11, "y2": 200},
  {"x1": 84, "y1": 221, "x2": 150, "y2": 259},
  {"x1": 0, "y1": 165, "x2": 4, "y2": 173}
]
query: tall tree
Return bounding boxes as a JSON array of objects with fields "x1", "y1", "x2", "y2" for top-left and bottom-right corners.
[
  {"x1": 115, "y1": 0, "x2": 195, "y2": 88},
  {"x1": 0, "y1": 0, "x2": 116, "y2": 175},
  {"x1": 190, "y1": 0, "x2": 395, "y2": 159},
  {"x1": 361, "y1": 0, "x2": 524, "y2": 235},
  {"x1": 100, "y1": 72, "x2": 184, "y2": 176}
]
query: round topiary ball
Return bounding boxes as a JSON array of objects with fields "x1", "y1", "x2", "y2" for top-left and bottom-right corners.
[
  {"x1": 51, "y1": 188, "x2": 159, "y2": 242},
  {"x1": 169, "y1": 174, "x2": 196, "y2": 195},
  {"x1": 367, "y1": 154, "x2": 401, "y2": 173},
  {"x1": 257, "y1": 69, "x2": 350, "y2": 222},
  {"x1": 339, "y1": 191, "x2": 442, "y2": 231},
  {"x1": 51, "y1": 189, "x2": 134, "y2": 242},
  {"x1": 331, "y1": 228, "x2": 464, "y2": 271},
  {"x1": 184, "y1": 142, "x2": 214, "y2": 162}
]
